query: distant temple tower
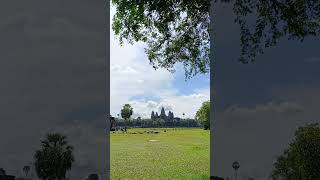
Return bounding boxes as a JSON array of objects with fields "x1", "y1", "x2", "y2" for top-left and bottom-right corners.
[
  {"x1": 151, "y1": 107, "x2": 174, "y2": 123},
  {"x1": 159, "y1": 107, "x2": 166, "y2": 120}
]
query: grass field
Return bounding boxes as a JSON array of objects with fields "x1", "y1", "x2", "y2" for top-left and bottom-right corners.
[{"x1": 110, "y1": 128, "x2": 210, "y2": 180}]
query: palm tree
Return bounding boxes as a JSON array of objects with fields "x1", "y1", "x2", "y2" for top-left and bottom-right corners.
[{"x1": 34, "y1": 133, "x2": 74, "y2": 180}]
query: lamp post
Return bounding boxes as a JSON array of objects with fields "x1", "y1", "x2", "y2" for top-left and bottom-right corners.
[
  {"x1": 232, "y1": 161, "x2": 240, "y2": 180},
  {"x1": 182, "y1": 113, "x2": 186, "y2": 127}
]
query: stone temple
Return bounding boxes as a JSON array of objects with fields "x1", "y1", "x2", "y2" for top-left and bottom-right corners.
[{"x1": 151, "y1": 107, "x2": 180, "y2": 126}]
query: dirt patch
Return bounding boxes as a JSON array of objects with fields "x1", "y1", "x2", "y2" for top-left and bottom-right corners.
[{"x1": 148, "y1": 139, "x2": 160, "y2": 142}]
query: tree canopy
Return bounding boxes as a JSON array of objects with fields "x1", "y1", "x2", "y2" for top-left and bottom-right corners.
[
  {"x1": 112, "y1": 0, "x2": 320, "y2": 79},
  {"x1": 196, "y1": 100, "x2": 210, "y2": 130},
  {"x1": 112, "y1": 0, "x2": 210, "y2": 79},
  {"x1": 271, "y1": 123, "x2": 320, "y2": 180},
  {"x1": 121, "y1": 104, "x2": 133, "y2": 120},
  {"x1": 234, "y1": 0, "x2": 320, "y2": 63}
]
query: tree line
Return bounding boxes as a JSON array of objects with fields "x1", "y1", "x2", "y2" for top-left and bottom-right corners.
[
  {"x1": 114, "y1": 101, "x2": 210, "y2": 130},
  {"x1": 113, "y1": 117, "x2": 200, "y2": 129}
]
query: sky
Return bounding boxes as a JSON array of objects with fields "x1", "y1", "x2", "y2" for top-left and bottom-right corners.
[
  {"x1": 0, "y1": 1, "x2": 210, "y2": 179},
  {"x1": 0, "y1": 0, "x2": 319, "y2": 180},
  {"x1": 212, "y1": 2, "x2": 320, "y2": 179},
  {"x1": 110, "y1": 6, "x2": 210, "y2": 119},
  {"x1": 0, "y1": 0, "x2": 107, "y2": 179}
]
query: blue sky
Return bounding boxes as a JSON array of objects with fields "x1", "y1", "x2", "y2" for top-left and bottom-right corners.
[{"x1": 172, "y1": 64, "x2": 210, "y2": 95}]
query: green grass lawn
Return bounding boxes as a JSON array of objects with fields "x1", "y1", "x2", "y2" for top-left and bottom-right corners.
[{"x1": 111, "y1": 128, "x2": 210, "y2": 180}]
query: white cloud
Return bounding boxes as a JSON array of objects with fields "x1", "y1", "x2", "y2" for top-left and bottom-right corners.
[
  {"x1": 127, "y1": 88, "x2": 210, "y2": 119},
  {"x1": 110, "y1": 8, "x2": 209, "y2": 119},
  {"x1": 136, "y1": 79, "x2": 145, "y2": 83},
  {"x1": 111, "y1": 65, "x2": 139, "y2": 74}
]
